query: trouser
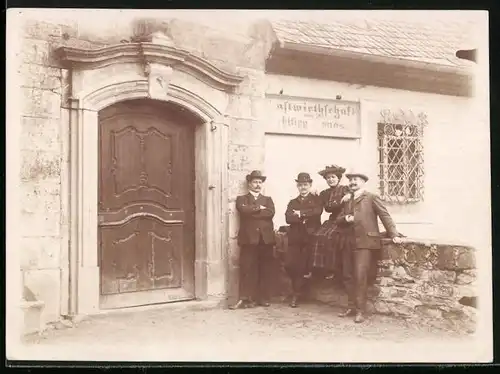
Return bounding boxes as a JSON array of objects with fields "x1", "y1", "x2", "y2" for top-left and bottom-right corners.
[
  {"x1": 285, "y1": 266, "x2": 308, "y2": 297},
  {"x1": 342, "y1": 248, "x2": 374, "y2": 313},
  {"x1": 285, "y1": 237, "x2": 311, "y2": 298},
  {"x1": 239, "y1": 238, "x2": 273, "y2": 302},
  {"x1": 289, "y1": 275, "x2": 311, "y2": 298}
]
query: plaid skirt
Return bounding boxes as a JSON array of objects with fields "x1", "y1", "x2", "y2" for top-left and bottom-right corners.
[{"x1": 309, "y1": 220, "x2": 355, "y2": 273}]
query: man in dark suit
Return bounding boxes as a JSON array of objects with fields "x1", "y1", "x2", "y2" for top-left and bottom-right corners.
[
  {"x1": 284, "y1": 172, "x2": 323, "y2": 308},
  {"x1": 230, "y1": 170, "x2": 276, "y2": 309},
  {"x1": 336, "y1": 170, "x2": 402, "y2": 323}
]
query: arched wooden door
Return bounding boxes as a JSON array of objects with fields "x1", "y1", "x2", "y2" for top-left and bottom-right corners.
[{"x1": 98, "y1": 99, "x2": 196, "y2": 309}]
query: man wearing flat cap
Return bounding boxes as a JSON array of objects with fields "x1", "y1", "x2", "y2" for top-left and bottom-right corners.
[
  {"x1": 335, "y1": 170, "x2": 403, "y2": 323},
  {"x1": 284, "y1": 172, "x2": 323, "y2": 308},
  {"x1": 231, "y1": 170, "x2": 276, "y2": 309}
]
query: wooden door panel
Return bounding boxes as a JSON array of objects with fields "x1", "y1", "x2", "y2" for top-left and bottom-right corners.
[
  {"x1": 98, "y1": 100, "x2": 195, "y2": 308},
  {"x1": 100, "y1": 115, "x2": 183, "y2": 212},
  {"x1": 112, "y1": 125, "x2": 144, "y2": 198},
  {"x1": 144, "y1": 128, "x2": 174, "y2": 197},
  {"x1": 150, "y1": 224, "x2": 183, "y2": 289},
  {"x1": 100, "y1": 218, "x2": 150, "y2": 294},
  {"x1": 100, "y1": 217, "x2": 183, "y2": 295}
]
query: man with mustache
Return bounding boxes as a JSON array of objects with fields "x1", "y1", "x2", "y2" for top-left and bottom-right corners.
[
  {"x1": 284, "y1": 172, "x2": 323, "y2": 308},
  {"x1": 336, "y1": 170, "x2": 403, "y2": 323},
  {"x1": 230, "y1": 170, "x2": 276, "y2": 309}
]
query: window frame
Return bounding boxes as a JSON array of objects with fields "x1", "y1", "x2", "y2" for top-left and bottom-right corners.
[{"x1": 377, "y1": 109, "x2": 428, "y2": 205}]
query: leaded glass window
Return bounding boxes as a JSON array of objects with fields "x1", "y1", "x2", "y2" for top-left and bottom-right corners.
[{"x1": 377, "y1": 109, "x2": 427, "y2": 204}]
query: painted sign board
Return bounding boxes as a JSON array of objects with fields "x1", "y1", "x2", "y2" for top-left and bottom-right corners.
[{"x1": 265, "y1": 94, "x2": 361, "y2": 138}]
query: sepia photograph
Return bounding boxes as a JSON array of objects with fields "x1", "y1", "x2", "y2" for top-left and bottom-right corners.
[{"x1": 5, "y1": 8, "x2": 492, "y2": 363}]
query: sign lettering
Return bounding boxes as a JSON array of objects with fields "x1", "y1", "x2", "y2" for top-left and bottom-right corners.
[{"x1": 266, "y1": 95, "x2": 361, "y2": 138}]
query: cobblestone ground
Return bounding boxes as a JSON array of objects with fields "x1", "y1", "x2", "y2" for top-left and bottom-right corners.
[{"x1": 18, "y1": 301, "x2": 475, "y2": 362}]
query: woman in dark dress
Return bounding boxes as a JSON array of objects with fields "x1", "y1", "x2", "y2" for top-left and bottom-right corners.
[{"x1": 306, "y1": 165, "x2": 352, "y2": 282}]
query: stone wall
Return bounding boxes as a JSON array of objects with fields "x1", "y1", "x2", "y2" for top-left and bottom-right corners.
[
  {"x1": 18, "y1": 17, "x2": 150, "y2": 323},
  {"x1": 273, "y1": 232, "x2": 478, "y2": 332},
  {"x1": 19, "y1": 19, "x2": 77, "y2": 323}
]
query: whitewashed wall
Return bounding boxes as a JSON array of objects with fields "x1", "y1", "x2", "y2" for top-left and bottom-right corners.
[
  {"x1": 264, "y1": 134, "x2": 357, "y2": 228},
  {"x1": 264, "y1": 74, "x2": 486, "y2": 248}
]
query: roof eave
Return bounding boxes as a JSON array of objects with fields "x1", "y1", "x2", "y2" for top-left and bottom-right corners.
[
  {"x1": 280, "y1": 41, "x2": 472, "y2": 75},
  {"x1": 266, "y1": 40, "x2": 474, "y2": 97}
]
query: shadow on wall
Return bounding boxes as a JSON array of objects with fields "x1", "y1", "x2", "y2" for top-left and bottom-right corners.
[{"x1": 23, "y1": 286, "x2": 37, "y2": 302}]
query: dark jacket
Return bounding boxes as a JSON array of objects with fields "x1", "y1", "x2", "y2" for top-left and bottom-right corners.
[
  {"x1": 236, "y1": 193, "x2": 276, "y2": 246},
  {"x1": 319, "y1": 185, "x2": 350, "y2": 221},
  {"x1": 285, "y1": 193, "x2": 323, "y2": 245},
  {"x1": 336, "y1": 191, "x2": 398, "y2": 250}
]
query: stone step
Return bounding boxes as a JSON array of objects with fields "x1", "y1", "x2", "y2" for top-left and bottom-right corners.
[{"x1": 21, "y1": 300, "x2": 46, "y2": 336}]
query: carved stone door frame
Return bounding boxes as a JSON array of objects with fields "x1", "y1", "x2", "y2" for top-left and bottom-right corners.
[{"x1": 58, "y1": 35, "x2": 243, "y2": 316}]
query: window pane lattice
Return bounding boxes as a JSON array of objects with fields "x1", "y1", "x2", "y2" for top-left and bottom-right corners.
[{"x1": 377, "y1": 110, "x2": 426, "y2": 204}]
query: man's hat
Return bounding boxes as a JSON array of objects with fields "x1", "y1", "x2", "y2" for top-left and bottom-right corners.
[
  {"x1": 345, "y1": 170, "x2": 369, "y2": 182},
  {"x1": 318, "y1": 165, "x2": 346, "y2": 178},
  {"x1": 295, "y1": 172, "x2": 313, "y2": 183},
  {"x1": 246, "y1": 170, "x2": 267, "y2": 182}
]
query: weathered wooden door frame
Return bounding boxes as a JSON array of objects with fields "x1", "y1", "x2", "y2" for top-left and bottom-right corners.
[{"x1": 58, "y1": 37, "x2": 243, "y2": 317}]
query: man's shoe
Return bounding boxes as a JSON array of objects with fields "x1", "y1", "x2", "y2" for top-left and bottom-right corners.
[
  {"x1": 229, "y1": 300, "x2": 247, "y2": 310},
  {"x1": 289, "y1": 296, "x2": 298, "y2": 308},
  {"x1": 338, "y1": 308, "x2": 356, "y2": 317},
  {"x1": 354, "y1": 312, "x2": 365, "y2": 323},
  {"x1": 257, "y1": 301, "x2": 270, "y2": 307}
]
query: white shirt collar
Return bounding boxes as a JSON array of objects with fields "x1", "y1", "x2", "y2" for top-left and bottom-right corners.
[{"x1": 249, "y1": 190, "x2": 260, "y2": 198}]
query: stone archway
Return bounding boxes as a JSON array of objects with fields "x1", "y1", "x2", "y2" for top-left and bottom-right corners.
[{"x1": 57, "y1": 32, "x2": 243, "y2": 316}]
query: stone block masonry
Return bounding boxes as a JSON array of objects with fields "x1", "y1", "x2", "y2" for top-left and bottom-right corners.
[
  {"x1": 273, "y1": 233, "x2": 478, "y2": 333},
  {"x1": 19, "y1": 41, "x2": 64, "y2": 326},
  {"x1": 17, "y1": 18, "x2": 97, "y2": 326},
  {"x1": 17, "y1": 15, "x2": 273, "y2": 324}
]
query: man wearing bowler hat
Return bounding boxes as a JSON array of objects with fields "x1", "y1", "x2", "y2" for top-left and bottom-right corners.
[
  {"x1": 284, "y1": 172, "x2": 323, "y2": 308},
  {"x1": 336, "y1": 170, "x2": 403, "y2": 323},
  {"x1": 230, "y1": 170, "x2": 276, "y2": 309}
]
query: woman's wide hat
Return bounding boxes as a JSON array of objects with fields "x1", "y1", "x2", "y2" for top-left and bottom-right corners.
[
  {"x1": 295, "y1": 172, "x2": 313, "y2": 183},
  {"x1": 246, "y1": 170, "x2": 267, "y2": 182},
  {"x1": 318, "y1": 165, "x2": 346, "y2": 178}
]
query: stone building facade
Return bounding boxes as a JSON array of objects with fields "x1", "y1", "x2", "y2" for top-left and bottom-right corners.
[{"x1": 9, "y1": 11, "x2": 488, "y2": 333}]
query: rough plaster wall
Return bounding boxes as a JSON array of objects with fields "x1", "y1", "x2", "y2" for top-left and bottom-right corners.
[
  {"x1": 18, "y1": 19, "x2": 69, "y2": 323},
  {"x1": 224, "y1": 51, "x2": 271, "y2": 304}
]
